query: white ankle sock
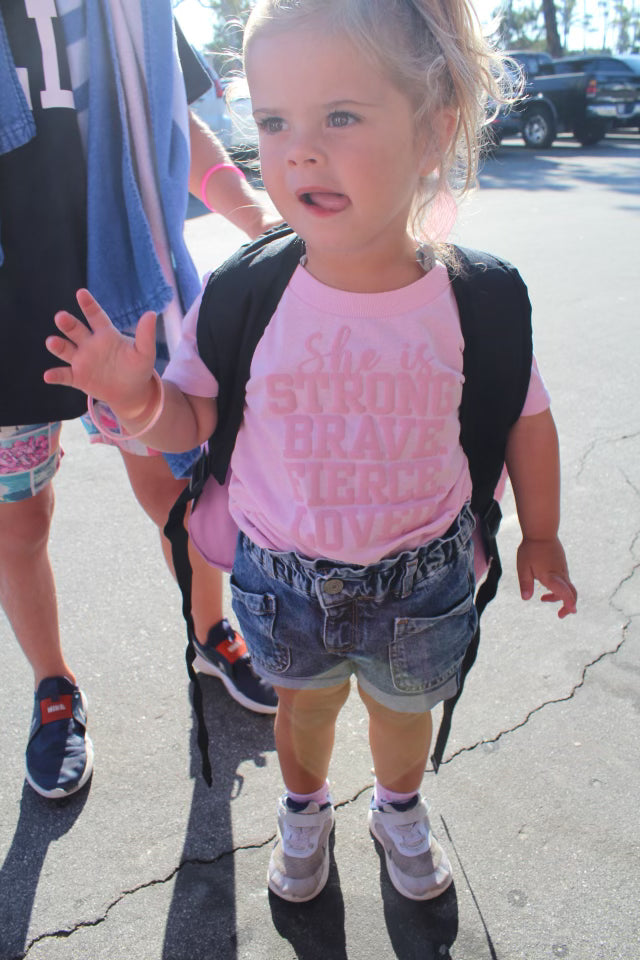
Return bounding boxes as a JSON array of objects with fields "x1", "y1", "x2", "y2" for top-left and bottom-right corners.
[
  {"x1": 285, "y1": 779, "x2": 331, "y2": 807},
  {"x1": 374, "y1": 780, "x2": 419, "y2": 807}
]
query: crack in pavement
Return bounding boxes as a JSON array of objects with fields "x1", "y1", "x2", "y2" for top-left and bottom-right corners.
[
  {"x1": 575, "y1": 430, "x2": 640, "y2": 481},
  {"x1": 440, "y1": 622, "x2": 631, "y2": 767},
  {"x1": 19, "y1": 838, "x2": 273, "y2": 959},
  {"x1": 440, "y1": 546, "x2": 638, "y2": 767},
  {"x1": 17, "y1": 787, "x2": 378, "y2": 958}
]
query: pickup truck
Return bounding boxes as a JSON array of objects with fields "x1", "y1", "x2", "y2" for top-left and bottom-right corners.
[{"x1": 490, "y1": 51, "x2": 640, "y2": 148}]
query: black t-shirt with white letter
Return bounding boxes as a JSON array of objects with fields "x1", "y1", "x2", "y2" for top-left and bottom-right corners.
[
  {"x1": 0, "y1": 0, "x2": 88, "y2": 424},
  {"x1": 0, "y1": 3, "x2": 210, "y2": 425}
]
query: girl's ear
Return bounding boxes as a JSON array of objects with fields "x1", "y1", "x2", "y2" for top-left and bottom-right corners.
[{"x1": 418, "y1": 107, "x2": 458, "y2": 176}]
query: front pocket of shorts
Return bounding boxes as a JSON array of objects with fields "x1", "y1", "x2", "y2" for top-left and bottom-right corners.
[
  {"x1": 230, "y1": 583, "x2": 290, "y2": 674},
  {"x1": 389, "y1": 592, "x2": 476, "y2": 694}
]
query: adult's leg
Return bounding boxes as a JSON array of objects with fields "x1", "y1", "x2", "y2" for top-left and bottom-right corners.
[
  {"x1": 0, "y1": 486, "x2": 74, "y2": 685},
  {"x1": 0, "y1": 453, "x2": 92, "y2": 799},
  {"x1": 120, "y1": 450, "x2": 277, "y2": 712},
  {"x1": 119, "y1": 450, "x2": 223, "y2": 642}
]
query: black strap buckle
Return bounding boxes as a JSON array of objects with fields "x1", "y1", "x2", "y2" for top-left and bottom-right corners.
[
  {"x1": 480, "y1": 498, "x2": 502, "y2": 541},
  {"x1": 188, "y1": 451, "x2": 210, "y2": 497}
]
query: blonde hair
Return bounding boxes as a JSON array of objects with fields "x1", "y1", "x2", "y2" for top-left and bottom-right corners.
[{"x1": 244, "y1": 0, "x2": 518, "y2": 247}]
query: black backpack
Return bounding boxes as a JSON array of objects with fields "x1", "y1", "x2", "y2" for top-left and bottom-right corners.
[{"x1": 165, "y1": 226, "x2": 532, "y2": 784}]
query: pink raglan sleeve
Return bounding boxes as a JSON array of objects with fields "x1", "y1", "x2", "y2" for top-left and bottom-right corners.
[
  {"x1": 162, "y1": 277, "x2": 219, "y2": 398},
  {"x1": 520, "y1": 355, "x2": 550, "y2": 416}
]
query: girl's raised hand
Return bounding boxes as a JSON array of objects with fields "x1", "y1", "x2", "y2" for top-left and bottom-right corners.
[{"x1": 44, "y1": 289, "x2": 157, "y2": 420}]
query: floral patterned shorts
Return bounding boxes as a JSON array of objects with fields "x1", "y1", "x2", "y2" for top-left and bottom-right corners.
[{"x1": 0, "y1": 423, "x2": 63, "y2": 502}]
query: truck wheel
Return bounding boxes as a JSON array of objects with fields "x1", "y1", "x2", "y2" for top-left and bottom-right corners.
[
  {"x1": 522, "y1": 106, "x2": 556, "y2": 148},
  {"x1": 572, "y1": 119, "x2": 607, "y2": 146}
]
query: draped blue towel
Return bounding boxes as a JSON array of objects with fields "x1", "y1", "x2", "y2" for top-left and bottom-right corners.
[
  {"x1": 65, "y1": 0, "x2": 201, "y2": 331},
  {"x1": 0, "y1": 2, "x2": 200, "y2": 328}
]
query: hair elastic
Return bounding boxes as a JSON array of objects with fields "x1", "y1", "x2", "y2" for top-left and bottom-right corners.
[
  {"x1": 200, "y1": 163, "x2": 247, "y2": 212},
  {"x1": 87, "y1": 369, "x2": 165, "y2": 441}
]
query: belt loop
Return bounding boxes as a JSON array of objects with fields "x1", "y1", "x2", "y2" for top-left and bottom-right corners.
[
  {"x1": 401, "y1": 557, "x2": 419, "y2": 598},
  {"x1": 259, "y1": 544, "x2": 276, "y2": 579}
]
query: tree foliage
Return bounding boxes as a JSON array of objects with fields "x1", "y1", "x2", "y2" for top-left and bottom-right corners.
[
  {"x1": 179, "y1": 0, "x2": 640, "y2": 63},
  {"x1": 491, "y1": 0, "x2": 640, "y2": 53},
  {"x1": 173, "y1": 0, "x2": 252, "y2": 75}
]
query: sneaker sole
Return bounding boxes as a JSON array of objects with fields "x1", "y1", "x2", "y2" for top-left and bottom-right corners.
[
  {"x1": 192, "y1": 652, "x2": 278, "y2": 715},
  {"x1": 25, "y1": 737, "x2": 94, "y2": 800},
  {"x1": 369, "y1": 816, "x2": 453, "y2": 901}
]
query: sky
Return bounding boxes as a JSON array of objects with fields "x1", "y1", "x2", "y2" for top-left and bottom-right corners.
[{"x1": 174, "y1": 0, "x2": 613, "y2": 55}]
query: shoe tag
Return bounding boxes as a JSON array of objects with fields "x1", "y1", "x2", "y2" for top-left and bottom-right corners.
[
  {"x1": 40, "y1": 695, "x2": 73, "y2": 724},
  {"x1": 216, "y1": 633, "x2": 248, "y2": 663}
]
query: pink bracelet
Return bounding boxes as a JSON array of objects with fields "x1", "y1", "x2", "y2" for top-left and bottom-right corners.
[
  {"x1": 200, "y1": 163, "x2": 246, "y2": 213},
  {"x1": 87, "y1": 370, "x2": 165, "y2": 441}
]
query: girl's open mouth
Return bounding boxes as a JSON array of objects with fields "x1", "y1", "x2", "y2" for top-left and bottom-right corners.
[{"x1": 298, "y1": 190, "x2": 350, "y2": 213}]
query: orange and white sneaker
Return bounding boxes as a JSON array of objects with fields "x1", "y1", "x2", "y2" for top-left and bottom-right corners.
[{"x1": 190, "y1": 619, "x2": 278, "y2": 714}]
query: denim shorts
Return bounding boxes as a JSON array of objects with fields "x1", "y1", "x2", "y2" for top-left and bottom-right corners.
[{"x1": 230, "y1": 505, "x2": 477, "y2": 713}]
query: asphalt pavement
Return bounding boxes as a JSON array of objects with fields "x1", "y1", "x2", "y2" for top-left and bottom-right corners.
[{"x1": 1, "y1": 132, "x2": 638, "y2": 960}]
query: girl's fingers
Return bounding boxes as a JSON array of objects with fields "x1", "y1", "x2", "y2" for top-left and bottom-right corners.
[
  {"x1": 45, "y1": 333, "x2": 76, "y2": 361},
  {"x1": 75, "y1": 288, "x2": 112, "y2": 331},
  {"x1": 540, "y1": 575, "x2": 577, "y2": 616},
  {"x1": 53, "y1": 310, "x2": 92, "y2": 344},
  {"x1": 43, "y1": 364, "x2": 73, "y2": 386},
  {"x1": 134, "y1": 311, "x2": 157, "y2": 361}
]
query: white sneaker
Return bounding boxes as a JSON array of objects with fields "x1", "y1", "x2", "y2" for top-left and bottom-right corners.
[
  {"x1": 268, "y1": 796, "x2": 335, "y2": 902},
  {"x1": 369, "y1": 794, "x2": 453, "y2": 900}
]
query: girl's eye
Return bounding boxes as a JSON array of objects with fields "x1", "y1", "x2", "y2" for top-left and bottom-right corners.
[
  {"x1": 257, "y1": 116, "x2": 286, "y2": 134},
  {"x1": 327, "y1": 111, "x2": 357, "y2": 128}
]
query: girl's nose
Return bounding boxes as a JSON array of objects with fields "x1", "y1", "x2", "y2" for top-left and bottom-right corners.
[{"x1": 286, "y1": 136, "x2": 321, "y2": 167}]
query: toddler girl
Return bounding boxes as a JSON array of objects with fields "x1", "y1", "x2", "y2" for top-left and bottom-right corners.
[{"x1": 44, "y1": 0, "x2": 577, "y2": 903}]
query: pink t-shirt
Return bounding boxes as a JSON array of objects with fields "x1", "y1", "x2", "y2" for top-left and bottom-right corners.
[{"x1": 165, "y1": 261, "x2": 549, "y2": 565}]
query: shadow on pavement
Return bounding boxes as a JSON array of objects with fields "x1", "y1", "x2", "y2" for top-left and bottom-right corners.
[
  {"x1": 0, "y1": 781, "x2": 90, "y2": 960},
  {"x1": 268, "y1": 830, "x2": 347, "y2": 959},
  {"x1": 372, "y1": 839, "x2": 460, "y2": 960},
  {"x1": 479, "y1": 133, "x2": 640, "y2": 195},
  {"x1": 161, "y1": 674, "x2": 275, "y2": 960}
]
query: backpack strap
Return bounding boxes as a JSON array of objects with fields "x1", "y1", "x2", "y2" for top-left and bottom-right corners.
[
  {"x1": 198, "y1": 225, "x2": 304, "y2": 484},
  {"x1": 163, "y1": 226, "x2": 302, "y2": 785},
  {"x1": 431, "y1": 245, "x2": 533, "y2": 772}
]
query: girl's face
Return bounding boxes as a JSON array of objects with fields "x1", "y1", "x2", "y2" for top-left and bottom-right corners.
[{"x1": 246, "y1": 22, "x2": 441, "y2": 292}]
